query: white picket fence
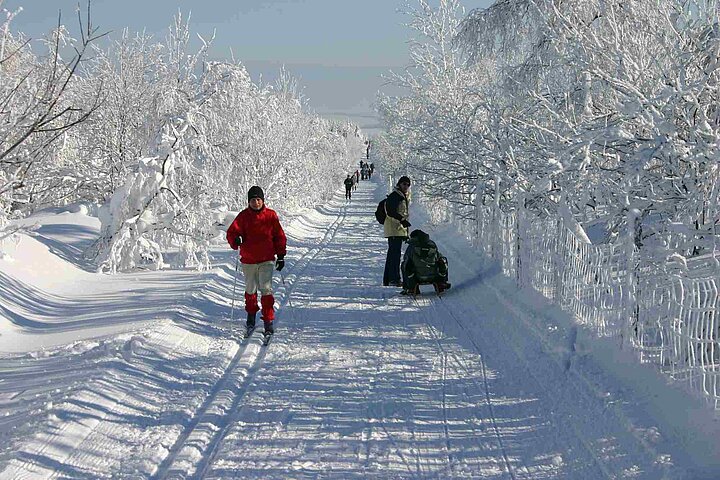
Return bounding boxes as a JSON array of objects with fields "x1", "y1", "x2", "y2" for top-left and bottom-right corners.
[{"x1": 461, "y1": 203, "x2": 720, "y2": 408}]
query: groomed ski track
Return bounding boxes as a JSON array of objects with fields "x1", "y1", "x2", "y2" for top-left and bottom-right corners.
[
  {"x1": 2, "y1": 177, "x2": 720, "y2": 479},
  {"x1": 140, "y1": 180, "x2": 703, "y2": 478},
  {"x1": 154, "y1": 197, "x2": 349, "y2": 479}
]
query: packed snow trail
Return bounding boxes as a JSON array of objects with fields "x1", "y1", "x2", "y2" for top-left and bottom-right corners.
[
  {"x1": 154, "y1": 199, "x2": 349, "y2": 479},
  {"x1": 187, "y1": 179, "x2": 705, "y2": 479},
  {"x1": 2, "y1": 177, "x2": 720, "y2": 478}
]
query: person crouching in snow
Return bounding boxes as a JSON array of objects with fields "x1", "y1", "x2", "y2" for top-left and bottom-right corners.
[
  {"x1": 226, "y1": 185, "x2": 287, "y2": 337},
  {"x1": 400, "y1": 229, "x2": 451, "y2": 295}
]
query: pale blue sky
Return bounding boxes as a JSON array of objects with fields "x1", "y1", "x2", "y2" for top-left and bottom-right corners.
[{"x1": 7, "y1": 0, "x2": 492, "y2": 134}]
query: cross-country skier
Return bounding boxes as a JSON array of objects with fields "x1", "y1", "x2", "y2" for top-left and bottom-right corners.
[
  {"x1": 344, "y1": 174, "x2": 354, "y2": 200},
  {"x1": 226, "y1": 186, "x2": 287, "y2": 339}
]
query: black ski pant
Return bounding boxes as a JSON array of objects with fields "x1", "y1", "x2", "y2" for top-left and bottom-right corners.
[
  {"x1": 345, "y1": 187, "x2": 352, "y2": 199},
  {"x1": 383, "y1": 236, "x2": 405, "y2": 286}
]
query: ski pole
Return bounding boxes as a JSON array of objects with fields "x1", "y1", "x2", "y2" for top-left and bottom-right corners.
[
  {"x1": 280, "y1": 271, "x2": 293, "y2": 310},
  {"x1": 229, "y1": 254, "x2": 239, "y2": 321}
]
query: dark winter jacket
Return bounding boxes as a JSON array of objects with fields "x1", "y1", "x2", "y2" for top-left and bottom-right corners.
[
  {"x1": 403, "y1": 229, "x2": 444, "y2": 280},
  {"x1": 226, "y1": 206, "x2": 287, "y2": 264},
  {"x1": 344, "y1": 177, "x2": 354, "y2": 189}
]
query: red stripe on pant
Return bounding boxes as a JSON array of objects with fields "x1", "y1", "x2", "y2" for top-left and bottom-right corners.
[
  {"x1": 261, "y1": 294, "x2": 275, "y2": 322},
  {"x1": 244, "y1": 293, "x2": 260, "y2": 314}
]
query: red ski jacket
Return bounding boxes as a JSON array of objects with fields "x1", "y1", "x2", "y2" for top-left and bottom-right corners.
[{"x1": 226, "y1": 206, "x2": 287, "y2": 264}]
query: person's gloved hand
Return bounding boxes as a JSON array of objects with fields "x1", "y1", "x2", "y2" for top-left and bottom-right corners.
[
  {"x1": 400, "y1": 219, "x2": 411, "y2": 228},
  {"x1": 235, "y1": 236, "x2": 243, "y2": 248},
  {"x1": 275, "y1": 255, "x2": 285, "y2": 272}
]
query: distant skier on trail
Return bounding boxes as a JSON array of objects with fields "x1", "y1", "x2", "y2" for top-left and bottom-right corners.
[
  {"x1": 383, "y1": 175, "x2": 411, "y2": 286},
  {"x1": 226, "y1": 186, "x2": 287, "y2": 341},
  {"x1": 400, "y1": 229, "x2": 451, "y2": 296},
  {"x1": 344, "y1": 174, "x2": 354, "y2": 200}
]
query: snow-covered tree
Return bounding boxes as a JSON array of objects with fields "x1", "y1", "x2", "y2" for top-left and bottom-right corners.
[
  {"x1": 0, "y1": 2, "x2": 103, "y2": 245},
  {"x1": 379, "y1": 0, "x2": 720, "y2": 266},
  {"x1": 378, "y1": 0, "x2": 487, "y2": 220},
  {"x1": 0, "y1": 5, "x2": 366, "y2": 271},
  {"x1": 87, "y1": 14, "x2": 364, "y2": 272}
]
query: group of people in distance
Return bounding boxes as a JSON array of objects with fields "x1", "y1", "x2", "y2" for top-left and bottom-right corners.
[
  {"x1": 360, "y1": 160, "x2": 373, "y2": 180},
  {"x1": 343, "y1": 160, "x2": 375, "y2": 201},
  {"x1": 225, "y1": 174, "x2": 451, "y2": 339}
]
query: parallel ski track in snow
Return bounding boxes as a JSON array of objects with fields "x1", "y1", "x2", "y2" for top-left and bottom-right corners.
[
  {"x1": 409, "y1": 293, "x2": 519, "y2": 479},
  {"x1": 479, "y1": 282, "x2": 667, "y2": 477},
  {"x1": 155, "y1": 201, "x2": 350, "y2": 480},
  {"x1": 428, "y1": 238, "x2": 667, "y2": 478},
  {"x1": 360, "y1": 361, "x2": 421, "y2": 478},
  {"x1": 424, "y1": 270, "x2": 611, "y2": 478}
]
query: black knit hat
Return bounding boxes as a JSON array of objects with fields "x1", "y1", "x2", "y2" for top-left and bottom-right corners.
[
  {"x1": 397, "y1": 175, "x2": 411, "y2": 186},
  {"x1": 248, "y1": 185, "x2": 264, "y2": 201}
]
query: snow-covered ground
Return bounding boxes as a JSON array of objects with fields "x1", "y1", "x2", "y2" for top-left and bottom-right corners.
[{"x1": 1, "y1": 178, "x2": 720, "y2": 479}]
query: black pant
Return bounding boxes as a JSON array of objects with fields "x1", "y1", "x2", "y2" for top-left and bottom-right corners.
[
  {"x1": 345, "y1": 187, "x2": 352, "y2": 199},
  {"x1": 383, "y1": 236, "x2": 405, "y2": 285}
]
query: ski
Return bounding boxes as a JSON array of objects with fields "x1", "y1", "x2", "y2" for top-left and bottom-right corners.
[{"x1": 261, "y1": 332, "x2": 273, "y2": 346}]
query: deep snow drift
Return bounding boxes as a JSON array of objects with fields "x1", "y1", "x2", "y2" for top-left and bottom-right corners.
[{"x1": 1, "y1": 178, "x2": 720, "y2": 479}]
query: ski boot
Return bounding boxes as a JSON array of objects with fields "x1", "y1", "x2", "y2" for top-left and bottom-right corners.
[
  {"x1": 262, "y1": 322, "x2": 274, "y2": 346},
  {"x1": 244, "y1": 312, "x2": 257, "y2": 338}
]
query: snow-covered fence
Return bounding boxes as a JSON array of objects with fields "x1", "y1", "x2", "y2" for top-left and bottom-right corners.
[
  {"x1": 652, "y1": 275, "x2": 720, "y2": 407},
  {"x1": 466, "y1": 202, "x2": 720, "y2": 408}
]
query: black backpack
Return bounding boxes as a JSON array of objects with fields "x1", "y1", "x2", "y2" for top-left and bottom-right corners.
[
  {"x1": 411, "y1": 240, "x2": 440, "y2": 281},
  {"x1": 375, "y1": 198, "x2": 387, "y2": 224}
]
